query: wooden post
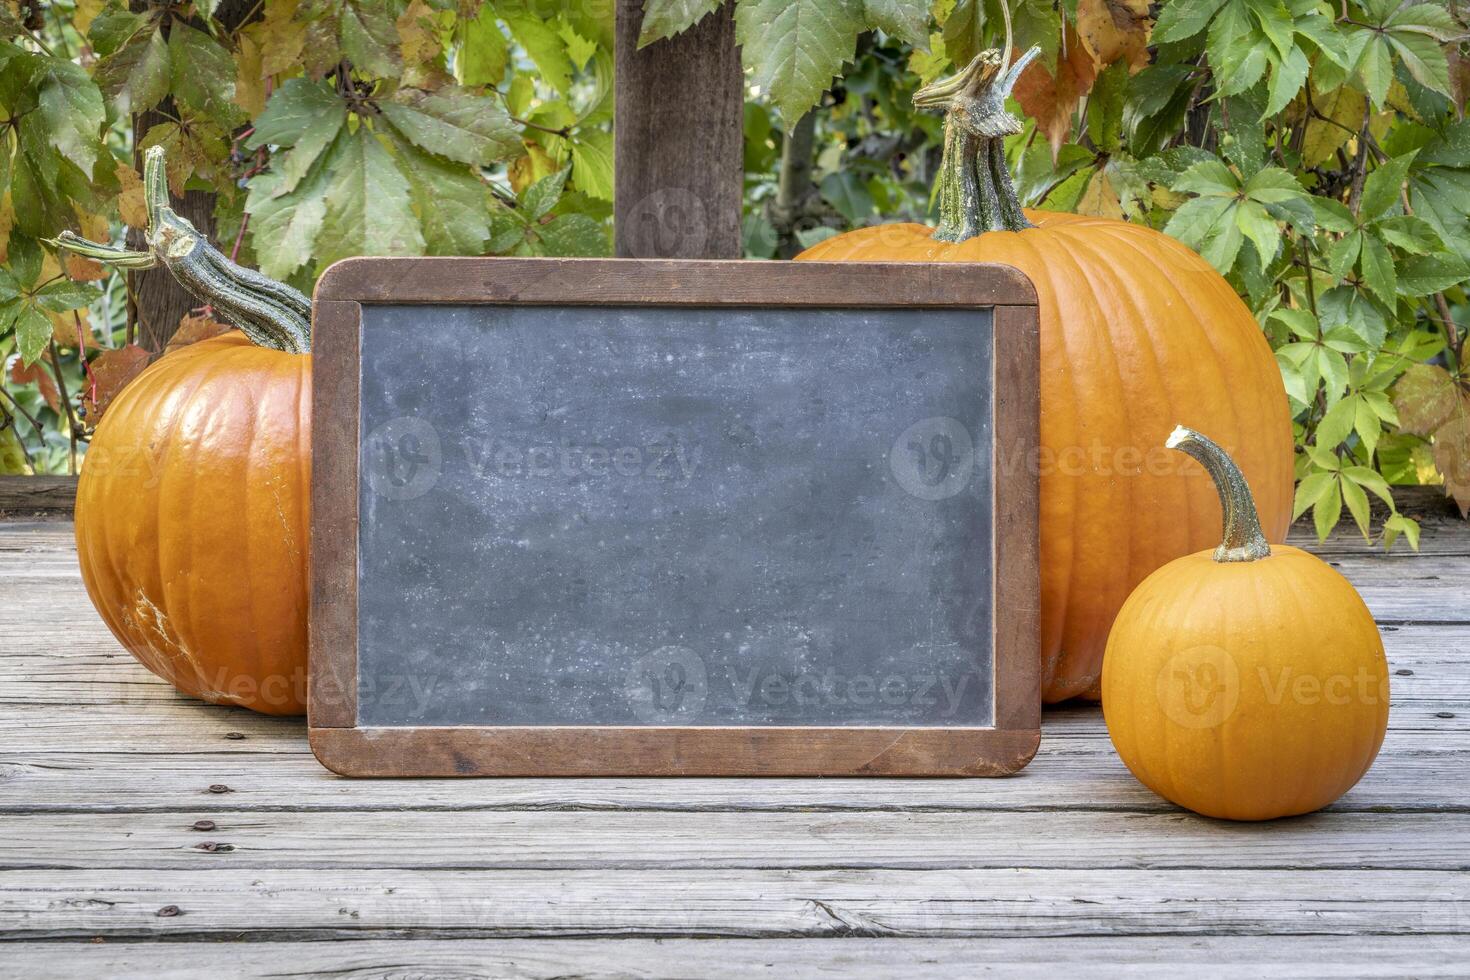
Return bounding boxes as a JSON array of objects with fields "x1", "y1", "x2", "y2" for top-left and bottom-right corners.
[
  {"x1": 614, "y1": 0, "x2": 744, "y2": 259},
  {"x1": 126, "y1": 0, "x2": 254, "y2": 356}
]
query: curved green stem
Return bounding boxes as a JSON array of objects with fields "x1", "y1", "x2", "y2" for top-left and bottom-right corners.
[
  {"x1": 52, "y1": 147, "x2": 311, "y2": 354},
  {"x1": 1166, "y1": 425, "x2": 1272, "y2": 563},
  {"x1": 914, "y1": 46, "x2": 1039, "y2": 241}
]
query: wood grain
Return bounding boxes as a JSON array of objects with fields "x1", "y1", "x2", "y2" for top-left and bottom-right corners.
[
  {"x1": 614, "y1": 0, "x2": 743, "y2": 259},
  {"x1": 0, "y1": 514, "x2": 1467, "y2": 971},
  {"x1": 0, "y1": 476, "x2": 76, "y2": 515},
  {"x1": 4, "y1": 937, "x2": 1466, "y2": 979}
]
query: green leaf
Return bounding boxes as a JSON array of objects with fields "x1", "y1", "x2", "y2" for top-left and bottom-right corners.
[
  {"x1": 246, "y1": 157, "x2": 333, "y2": 280},
  {"x1": 1310, "y1": 196, "x2": 1356, "y2": 233},
  {"x1": 940, "y1": 0, "x2": 984, "y2": 66},
  {"x1": 820, "y1": 171, "x2": 874, "y2": 224},
  {"x1": 1207, "y1": 1, "x2": 1269, "y2": 96},
  {"x1": 1087, "y1": 60, "x2": 1128, "y2": 155},
  {"x1": 501, "y1": 6, "x2": 575, "y2": 94},
  {"x1": 315, "y1": 129, "x2": 426, "y2": 268},
  {"x1": 1234, "y1": 200, "x2": 1282, "y2": 271},
  {"x1": 378, "y1": 87, "x2": 521, "y2": 168},
  {"x1": 1242, "y1": 166, "x2": 1305, "y2": 204},
  {"x1": 1396, "y1": 252, "x2": 1470, "y2": 296},
  {"x1": 34, "y1": 280, "x2": 100, "y2": 312},
  {"x1": 384, "y1": 132, "x2": 492, "y2": 256},
  {"x1": 1353, "y1": 397, "x2": 1382, "y2": 460},
  {"x1": 1387, "y1": 30, "x2": 1452, "y2": 96},
  {"x1": 535, "y1": 212, "x2": 609, "y2": 256},
  {"x1": 94, "y1": 27, "x2": 170, "y2": 116},
  {"x1": 1351, "y1": 31, "x2": 1393, "y2": 107},
  {"x1": 486, "y1": 200, "x2": 529, "y2": 254},
  {"x1": 1326, "y1": 230, "x2": 1362, "y2": 281},
  {"x1": 1358, "y1": 152, "x2": 1416, "y2": 222},
  {"x1": 88, "y1": 5, "x2": 152, "y2": 56},
  {"x1": 168, "y1": 22, "x2": 243, "y2": 128},
  {"x1": 1312, "y1": 480, "x2": 1342, "y2": 540},
  {"x1": 1316, "y1": 393, "x2": 1357, "y2": 449},
  {"x1": 1263, "y1": 45, "x2": 1309, "y2": 118},
  {"x1": 247, "y1": 78, "x2": 345, "y2": 148},
  {"x1": 1153, "y1": 0, "x2": 1225, "y2": 42},
  {"x1": 1164, "y1": 195, "x2": 1242, "y2": 272},
  {"x1": 638, "y1": 0, "x2": 726, "y2": 46},
  {"x1": 568, "y1": 129, "x2": 614, "y2": 202},
  {"x1": 1358, "y1": 232, "x2": 1396, "y2": 306},
  {"x1": 863, "y1": 0, "x2": 929, "y2": 47},
  {"x1": 736, "y1": 0, "x2": 864, "y2": 127},
  {"x1": 12, "y1": 303, "x2": 50, "y2": 366},
  {"x1": 458, "y1": 5, "x2": 509, "y2": 86},
  {"x1": 521, "y1": 165, "x2": 571, "y2": 220},
  {"x1": 1374, "y1": 214, "x2": 1441, "y2": 253},
  {"x1": 1383, "y1": 512, "x2": 1420, "y2": 551},
  {"x1": 1124, "y1": 65, "x2": 1194, "y2": 158},
  {"x1": 36, "y1": 60, "x2": 105, "y2": 176},
  {"x1": 1293, "y1": 469, "x2": 1337, "y2": 519},
  {"x1": 341, "y1": 0, "x2": 401, "y2": 77},
  {"x1": 1173, "y1": 159, "x2": 1239, "y2": 196},
  {"x1": 1339, "y1": 472, "x2": 1371, "y2": 539}
]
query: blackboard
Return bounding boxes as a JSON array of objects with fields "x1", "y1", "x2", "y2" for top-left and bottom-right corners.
[{"x1": 310, "y1": 258, "x2": 1040, "y2": 776}]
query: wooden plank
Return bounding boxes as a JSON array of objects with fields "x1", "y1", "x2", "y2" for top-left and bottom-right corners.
[
  {"x1": 1, "y1": 869, "x2": 1466, "y2": 940},
  {"x1": 614, "y1": 0, "x2": 742, "y2": 258},
  {"x1": 1, "y1": 732, "x2": 1465, "y2": 814},
  {"x1": 2, "y1": 807, "x2": 1466, "y2": 871},
  {"x1": 7, "y1": 622, "x2": 1467, "y2": 706},
  {"x1": 0, "y1": 477, "x2": 76, "y2": 515},
  {"x1": 3, "y1": 936, "x2": 1467, "y2": 980}
]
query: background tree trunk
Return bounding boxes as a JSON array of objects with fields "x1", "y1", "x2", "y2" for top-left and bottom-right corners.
[
  {"x1": 126, "y1": 0, "x2": 255, "y2": 356},
  {"x1": 613, "y1": 0, "x2": 744, "y2": 259}
]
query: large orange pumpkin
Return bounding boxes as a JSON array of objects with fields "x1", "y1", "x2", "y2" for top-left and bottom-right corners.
[
  {"x1": 62, "y1": 147, "x2": 312, "y2": 715},
  {"x1": 798, "y1": 49, "x2": 1295, "y2": 702}
]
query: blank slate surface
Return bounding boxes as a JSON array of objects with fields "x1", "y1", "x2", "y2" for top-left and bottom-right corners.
[
  {"x1": 356, "y1": 304, "x2": 994, "y2": 728},
  {"x1": 309, "y1": 257, "x2": 1040, "y2": 777}
]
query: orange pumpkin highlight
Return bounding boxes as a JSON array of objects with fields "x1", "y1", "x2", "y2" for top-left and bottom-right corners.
[
  {"x1": 798, "y1": 50, "x2": 1294, "y2": 701},
  {"x1": 1102, "y1": 427, "x2": 1388, "y2": 820},
  {"x1": 76, "y1": 334, "x2": 311, "y2": 714}
]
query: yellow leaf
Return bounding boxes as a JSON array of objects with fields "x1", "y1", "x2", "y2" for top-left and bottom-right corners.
[
  {"x1": 0, "y1": 192, "x2": 14, "y2": 262},
  {"x1": 1303, "y1": 85, "x2": 1365, "y2": 167},
  {"x1": 1076, "y1": 168, "x2": 1124, "y2": 219},
  {"x1": 116, "y1": 164, "x2": 149, "y2": 230},
  {"x1": 508, "y1": 141, "x2": 558, "y2": 194},
  {"x1": 234, "y1": 29, "x2": 269, "y2": 117},
  {"x1": 260, "y1": 0, "x2": 308, "y2": 78},
  {"x1": 73, "y1": 0, "x2": 107, "y2": 34},
  {"x1": 396, "y1": 0, "x2": 441, "y2": 69},
  {"x1": 1076, "y1": 0, "x2": 1152, "y2": 72},
  {"x1": 0, "y1": 424, "x2": 34, "y2": 476}
]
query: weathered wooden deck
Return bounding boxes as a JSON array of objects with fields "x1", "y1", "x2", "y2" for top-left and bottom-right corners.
[{"x1": 1, "y1": 492, "x2": 1467, "y2": 977}]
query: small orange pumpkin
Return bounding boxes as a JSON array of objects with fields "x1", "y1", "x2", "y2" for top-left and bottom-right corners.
[
  {"x1": 1102, "y1": 426, "x2": 1389, "y2": 820},
  {"x1": 62, "y1": 147, "x2": 312, "y2": 715},
  {"x1": 798, "y1": 49, "x2": 1296, "y2": 702}
]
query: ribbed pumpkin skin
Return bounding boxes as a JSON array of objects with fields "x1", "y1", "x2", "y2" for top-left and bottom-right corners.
[
  {"x1": 797, "y1": 212, "x2": 1295, "y2": 702},
  {"x1": 75, "y1": 334, "x2": 311, "y2": 715},
  {"x1": 1101, "y1": 545, "x2": 1389, "y2": 820}
]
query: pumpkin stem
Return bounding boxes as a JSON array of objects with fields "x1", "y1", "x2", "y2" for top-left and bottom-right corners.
[
  {"x1": 914, "y1": 46, "x2": 1039, "y2": 242},
  {"x1": 50, "y1": 146, "x2": 312, "y2": 354},
  {"x1": 1166, "y1": 425, "x2": 1272, "y2": 563}
]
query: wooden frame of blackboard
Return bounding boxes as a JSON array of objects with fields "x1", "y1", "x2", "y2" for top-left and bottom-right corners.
[{"x1": 309, "y1": 257, "x2": 1040, "y2": 777}]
